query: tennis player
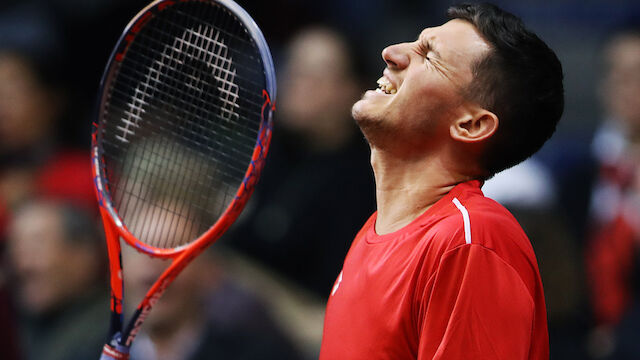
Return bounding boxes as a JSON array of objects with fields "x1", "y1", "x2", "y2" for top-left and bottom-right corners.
[{"x1": 320, "y1": 3, "x2": 563, "y2": 359}]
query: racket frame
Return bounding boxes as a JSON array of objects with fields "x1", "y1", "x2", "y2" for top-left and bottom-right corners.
[{"x1": 92, "y1": 0, "x2": 276, "y2": 357}]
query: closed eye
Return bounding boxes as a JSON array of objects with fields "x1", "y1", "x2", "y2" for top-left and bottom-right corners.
[{"x1": 417, "y1": 42, "x2": 432, "y2": 64}]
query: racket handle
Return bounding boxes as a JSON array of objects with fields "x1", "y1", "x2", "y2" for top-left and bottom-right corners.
[{"x1": 99, "y1": 343, "x2": 130, "y2": 360}]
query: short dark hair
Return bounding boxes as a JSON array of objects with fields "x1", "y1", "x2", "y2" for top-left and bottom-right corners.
[{"x1": 448, "y1": 3, "x2": 564, "y2": 177}]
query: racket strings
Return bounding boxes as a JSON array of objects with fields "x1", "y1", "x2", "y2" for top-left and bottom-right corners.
[
  {"x1": 106, "y1": 78, "x2": 261, "y2": 150},
  {"x1": 99, "y1": 1, "x2": 266, "y2": 249}
]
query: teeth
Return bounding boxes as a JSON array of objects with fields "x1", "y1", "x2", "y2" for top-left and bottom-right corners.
[{"x1": 376, "y1": 76, "x2": 396, "y2": 94}]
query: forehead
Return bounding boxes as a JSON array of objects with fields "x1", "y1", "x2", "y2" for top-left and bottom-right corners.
[
  {"x1": 13, "y1": 204, "x2": 57, "y2": 228},
  {"x1": 420, "y1": 19, "x2": 491, "y2": 73},
  {"x1": 0, "y1": 55, "x2": 36, "y2": 87},
  {"x1": 10, "y1": 204, "x2": 64, "y2": 248},
  {"x1": 606, "y1": 35, "x2": 640, "y2": 70}
]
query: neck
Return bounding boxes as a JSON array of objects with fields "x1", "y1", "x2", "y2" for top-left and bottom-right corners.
[{"x1": 371, "y1": 147, "x2": 473, "y2": 235}]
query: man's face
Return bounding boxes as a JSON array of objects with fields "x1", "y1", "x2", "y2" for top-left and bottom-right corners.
[
  {"x1": 602, "y1": 35, "x2": 640, "y2": 138},
  {"x1": 8, "y1": 204, "x2": 98, "y2": 315},
  {"x1": 0, "y1": 54, "x2": 54, "y2": 152},
  {"x1": 279, "y1": 29, "x2": 356, "y2": 135},
  {"x1": 352, "y1": 19, "x2": 491, "y2": 154}
]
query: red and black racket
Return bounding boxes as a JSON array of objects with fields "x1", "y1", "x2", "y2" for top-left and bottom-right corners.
[{"x1": 91, "y1": 0, "x2": 276, "y2": 358}]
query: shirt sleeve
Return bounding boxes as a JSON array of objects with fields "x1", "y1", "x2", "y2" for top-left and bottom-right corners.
[{"x1": 415, "y1": 244, "x2": 535, "y2": 360}]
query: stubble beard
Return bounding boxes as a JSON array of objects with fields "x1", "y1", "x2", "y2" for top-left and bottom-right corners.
[
  {"x1": 351, "y1": 101, "x2": 392, "y2": 149},
  {"x1": 352, "y1": 100, "x2": 441, "y2": 158}
]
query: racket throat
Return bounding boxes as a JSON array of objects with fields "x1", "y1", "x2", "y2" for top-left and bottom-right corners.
[
  {"x1": 123, "y1": 279, "x2": 167, "y2": 346},
  {"x1": 122, "y1": 307, "x2": 147, "y2": 347}
]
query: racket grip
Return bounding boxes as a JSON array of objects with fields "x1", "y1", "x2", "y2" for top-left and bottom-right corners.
[{"x1": 100, "y1": 343, "x2": 130, "y2": 360}]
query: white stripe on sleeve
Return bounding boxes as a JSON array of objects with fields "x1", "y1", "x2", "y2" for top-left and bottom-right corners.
[{"x1": 452, "y1": 197, "x2": 472, "y2": 244}]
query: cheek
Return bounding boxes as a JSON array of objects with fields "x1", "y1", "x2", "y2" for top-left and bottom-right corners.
[
  {"x1": 21, "y1": 262, "x2": 69, "y2": 313},
  {"x1": 397, "y1": 79, "x2": 458, "y2": 125}
]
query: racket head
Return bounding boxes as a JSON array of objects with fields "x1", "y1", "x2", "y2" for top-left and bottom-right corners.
[{"x1": 92, "y1": 0, "x2": 276, "y2": 258}]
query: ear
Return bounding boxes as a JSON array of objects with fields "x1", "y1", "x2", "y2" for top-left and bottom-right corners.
[{"x1": 450, "y1": 108, "x2": 499, "y2": 143}]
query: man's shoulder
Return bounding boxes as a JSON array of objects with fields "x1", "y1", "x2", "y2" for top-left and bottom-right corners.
[
  {"x1": 435, "y1": 188, "x2": 532, "y2": 255},
  {"x1": 452, "y1": 184, "x2": 522, "y2": 226}
]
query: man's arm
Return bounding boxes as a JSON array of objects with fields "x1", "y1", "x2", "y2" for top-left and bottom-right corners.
[{"x1": 416, "y1": 244, "x2": 536, "y2": 360}]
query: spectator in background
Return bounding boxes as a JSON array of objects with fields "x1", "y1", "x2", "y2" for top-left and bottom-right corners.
[
  {"x1": 0, "y1": 50, "x2": 96, "y2": 221},
  {"x1": 226, "y1": 26, "x2": 375, "y2": 297},
  {"x1": 0, "y1": 51, "x2": 57, "y2": 225},
  {"x1": 0, "y1": 48, "x2": 96, "y2": 360},
  {"x1": 586, "y1": 23, "x2": 640, "y2": 359},
  {"x1": 6, "y1": 200, "x2": 107, "y2": 360},
  {"x1": 125, "y1": 201, "x2": 304, "y2": 360}
]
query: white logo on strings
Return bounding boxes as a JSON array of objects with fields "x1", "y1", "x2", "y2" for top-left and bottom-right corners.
[{"x1": 116, "y1": 25, "x2": 240, "y2": 143}]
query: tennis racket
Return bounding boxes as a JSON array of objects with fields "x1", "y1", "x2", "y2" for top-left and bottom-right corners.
[{"x1": 91, "y1": 0, "x2": 276, "y2": 358}]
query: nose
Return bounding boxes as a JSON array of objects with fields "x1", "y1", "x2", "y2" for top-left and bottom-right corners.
[{"x1": 382, "y1": 43, "x2": 410, "y2": 70}]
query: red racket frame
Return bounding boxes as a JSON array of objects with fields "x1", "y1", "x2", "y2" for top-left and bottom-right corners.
[{"x1": 92, "y1": 1, "x2": 276, "y2": 358}]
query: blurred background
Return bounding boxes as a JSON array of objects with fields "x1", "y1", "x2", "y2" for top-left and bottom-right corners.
[{"x1": 1, "y1": 0, "x2": 640, "y2": 359}]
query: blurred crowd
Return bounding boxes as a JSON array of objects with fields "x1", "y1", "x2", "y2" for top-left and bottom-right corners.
[{"x1": 1, "y1": 0, "x2": 640, "y2": 359}]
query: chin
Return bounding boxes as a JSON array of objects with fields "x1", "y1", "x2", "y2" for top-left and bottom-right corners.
[
  {"x1": 351, "y1": 103, "x2": 387, "y2": 147},
  {"x1": 352, "y1": 98, "x2": 381, "y2": 126},
  {"x1": 351, "y1": 99, "x2": 366, "y2": 123}
]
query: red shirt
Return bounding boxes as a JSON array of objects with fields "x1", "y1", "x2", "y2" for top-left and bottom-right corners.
[{"x1": 320, "y1": 180, "x2": 548, "y2": 360}]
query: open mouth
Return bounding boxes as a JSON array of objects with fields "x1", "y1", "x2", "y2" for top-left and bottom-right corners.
[{"x1": 376, "y1": 76, "x2": 396, "y2": 94}]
